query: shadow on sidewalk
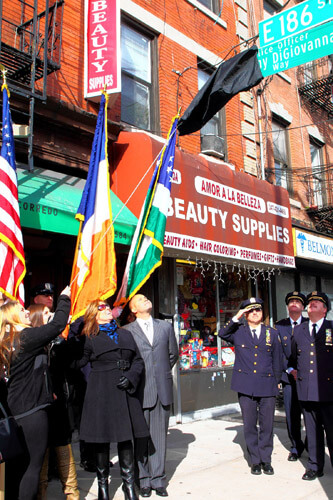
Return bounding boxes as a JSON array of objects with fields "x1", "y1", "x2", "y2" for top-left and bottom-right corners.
[{"x1": 166, "y1": 427, "x2": 196, "y2": 483}]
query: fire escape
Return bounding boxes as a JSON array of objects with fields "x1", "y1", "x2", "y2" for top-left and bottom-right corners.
[
  {"x1": 297, "y1": 56, "x2": 333, "y2": 236},
  {"x1": 0, "y1": 0, "x2": 64, "y2": 169}
]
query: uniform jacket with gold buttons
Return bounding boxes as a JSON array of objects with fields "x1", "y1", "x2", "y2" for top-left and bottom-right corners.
[
  {"x1": 276, "y1": 316, "x2": 308, "y2": 384},
  {"x1": 290, "y1": 319, "x2": 333, "y2": 402},
  {"x1": 219, "y1": 320, "x2": 282, "y2": 397}
]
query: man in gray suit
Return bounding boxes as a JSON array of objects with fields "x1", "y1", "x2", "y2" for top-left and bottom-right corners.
[{"x1": 124, "y1": 294, "x2": 178, "y2": 497}]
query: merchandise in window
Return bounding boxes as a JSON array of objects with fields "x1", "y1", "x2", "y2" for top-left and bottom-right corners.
[{"x1": 177, "y1": 264, "x2": 249, "y2": 370}]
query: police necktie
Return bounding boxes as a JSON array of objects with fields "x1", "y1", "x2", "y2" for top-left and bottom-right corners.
[
  {"x1": 252, "y1": 329, "x2": 256, "y2": 339},
  {"x1": 292, "y1": 321, "x2": 297, "y2": 334},
  {"x1": 312, "y1": 323, "x2": 317, "y2": 337}
]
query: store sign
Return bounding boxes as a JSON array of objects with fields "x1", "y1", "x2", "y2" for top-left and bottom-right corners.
[
  {"x1": 112, "y1": 132, "x2": 296, "y2": 268},
  {"x1": 258, "y1": 20, "x2": 333, "y2": 76},
  {"x1": 17, "y1": 168, "x2": 137, "y2": 244},
  {"x1": 84, "y1": 0, "x2": 121, "y2": 99},
  {"x1": 294, "y1": 228, "x2": 333, "y2": 264}
]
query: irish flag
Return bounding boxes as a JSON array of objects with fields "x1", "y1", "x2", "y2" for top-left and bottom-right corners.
[{"x1": 70, "y1": 92, "x2": 117, "y2": 321}]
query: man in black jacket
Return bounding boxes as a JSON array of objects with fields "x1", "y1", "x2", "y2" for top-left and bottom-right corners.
[
  {"x1": 291, "y1": 291, "x2": 333, "y2": 480},
  {"x1": 276, "y1": 291, "x2": 307, "y2": 462}
]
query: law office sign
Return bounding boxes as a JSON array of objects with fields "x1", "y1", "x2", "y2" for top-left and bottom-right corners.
[
  {"x1": 294, "y1": 228, "x2": 333, "y2": 264},
  {"x1": 84, "y1": 0, "x2": 121, "y2": 99}
]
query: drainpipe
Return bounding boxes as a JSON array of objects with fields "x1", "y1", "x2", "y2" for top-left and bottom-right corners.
[{"x1": 257, "y1": 88, "x2": 266, "y2": 181}]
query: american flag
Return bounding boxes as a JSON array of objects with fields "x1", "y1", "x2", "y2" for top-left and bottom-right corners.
[{"x1": 0, "y1": 83, "x2": 26, "y2": 304}]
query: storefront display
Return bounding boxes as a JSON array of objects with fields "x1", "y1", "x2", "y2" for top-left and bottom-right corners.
[{"x1": 177, "y1": 262, "x2": 249, "y2": 370}]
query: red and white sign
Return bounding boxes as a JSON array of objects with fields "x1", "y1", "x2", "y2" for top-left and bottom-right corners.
[
  {"x1": 84, "y1": 0, "x2": 121, "y2": 99},
  {"x1": 112, "y1": 131, "x2": 296, "y2": 269}
]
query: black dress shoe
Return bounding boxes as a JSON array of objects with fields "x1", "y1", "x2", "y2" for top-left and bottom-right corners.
[
  {"x1": 288, "y1": 452, "x2": 299, "y2": 462},
  {"x1": 140, "y1": 487, "x2": 152, "y2": 497},
  {"x1": 155, "y1": 487, "x2": 168, "y2": 497},
  {"x1": 262, "y1": 463, "x2": 274, "y2": 475},
  {"x1": 251, "y1": 464, "x2": 262, "y2": 475},
  {"x1": 302, "y1": 469, "x2": 324, "y2": 481}
]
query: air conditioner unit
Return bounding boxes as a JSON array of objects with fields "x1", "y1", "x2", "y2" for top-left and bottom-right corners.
[{"x1": 201, "y1": 134, "x2": 225, "y2": 160}]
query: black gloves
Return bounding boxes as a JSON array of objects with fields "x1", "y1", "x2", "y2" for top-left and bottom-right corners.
[{"x1": 117, "y1": 376, "x2": 131, "y2": 390}]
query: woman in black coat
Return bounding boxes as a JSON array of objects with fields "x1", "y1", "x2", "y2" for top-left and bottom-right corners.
[
  {"x1": 0, "y1": 287, "x2": 71, "y2": 500},
  {"x1": 73, "y1": 299, "x2": 149, "y2": 500}
]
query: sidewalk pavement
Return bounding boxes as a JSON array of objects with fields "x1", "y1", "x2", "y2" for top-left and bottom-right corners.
[{"x1": 47, "y1": 410, "x2": 333, "y2": 499}]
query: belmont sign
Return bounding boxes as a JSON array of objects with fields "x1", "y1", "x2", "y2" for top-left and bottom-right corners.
[
  {"x1": 294, "y1": 228, "x2": 333, "y2": 264},
  {"x1": 84, "y1": 0, "x2": 121, "y2": 99}
]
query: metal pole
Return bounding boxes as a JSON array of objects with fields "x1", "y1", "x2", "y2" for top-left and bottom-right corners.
[
  {"x1": 257, "y1": 89, "x2": 265, "y2": 181},
  {"x1": 216, "y1": 274, "x2": 222, "y2": 368},
  {"x1": 173, "y1": 261, "x2": 182, "y2": 424}
]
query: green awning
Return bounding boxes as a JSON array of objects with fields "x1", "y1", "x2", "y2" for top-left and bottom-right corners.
[{"x1": 17, "y1": 168, "x2": 137, "y2": 245}]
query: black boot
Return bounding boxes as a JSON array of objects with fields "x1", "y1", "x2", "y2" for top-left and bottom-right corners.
[
  {"x1": 95, "y1": 443, "x2": 110, "y2": 500},
  {"x1": 117, "y1": 441, "x2": 139, "y2": 500}
]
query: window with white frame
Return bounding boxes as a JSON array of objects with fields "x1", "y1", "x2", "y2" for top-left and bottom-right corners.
[
  {"x1": 198, "y1": 64, "x2": 226, "y2": 158},
  {"x1": 121, "y1": 23, "x2": 157, "y2": 132},
  {"x1": 310, "y1": 140, "x2": 324, "y2": 208},
  {"x1": 271, "y1": 118, "x2": 290, "y2": 191},
  {"x1": 196, "y1": 0, "x2": 221, "y2": 14}
]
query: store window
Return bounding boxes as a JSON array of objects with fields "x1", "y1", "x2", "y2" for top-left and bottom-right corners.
[
  {"x1": 322, "y1": 277, "x2": 333, "y2": 321},
  {"x1": 310, "y1": 140, "x2": 325, "y2": 208},
  {"x1": 271, "y1": 118, "x2": 291, "y2": 192},
  {"x1": 177, "y1": 262, "x2": 250, "y2": 371},
  {"x1": 121, "y1": 23, "x2": 157, "y2": 132},
  {"x1": 198, "y1": 63, "x2": 226, "y2": 159},
  {"x1": 274, "y1": 272, "x2": 296, "y2": 321},
  {"x1": 196, "y1": 0, "x2": 221, "y2": 14}
]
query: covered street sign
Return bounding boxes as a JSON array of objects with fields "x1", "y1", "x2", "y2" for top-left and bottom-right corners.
[
  {"x1": 258, "y1": 19, "x2": 333, "y2": 76},
  {"x1": 259, "y1": 0, "x2": 333, "y2": 47}
]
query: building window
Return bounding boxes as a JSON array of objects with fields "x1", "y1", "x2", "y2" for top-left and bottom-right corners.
[
  {"x1": 310, "y1": 141, "x2": 324, "y2": 208},
  {"x1": 263, "y1": 0, "x2": 279, "y2": 18},
  {"x1": 271, "y1": 118, "x2": 290, "y2": 191},
  {"x1": 196, "y1": 0, "x2": 221, "y2": 14},
  {"x1": 198, "y1": 64, "x2": 226, "y2": 159},
  {"x1": 121, "y1": 23, "x2": 157, "y2": 132}
]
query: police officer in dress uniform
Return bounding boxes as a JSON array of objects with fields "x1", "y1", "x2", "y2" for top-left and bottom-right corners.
[
  {"x1": 276, "y1": 291, "x2": 308, "y2": 461},
  {"x1": 219, "y1": 298, "x2": 282, "y2": 475},
  {"x1": 290, "y1": 291, "x2": 333, "y2": 481}
]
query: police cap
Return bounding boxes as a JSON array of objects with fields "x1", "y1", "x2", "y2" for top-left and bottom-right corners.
[
  {"x1": 31, "y1": 282, "x2": 55, "y2": 297},
  {"x1": 240, "y1": 297, "x2": 264, "y2": 312},
  {"x1": 285, "y1": 291, "x2": 306, "y2": 306},
  {"x1": 307, "y1": 291, "x2": 330, "y2": 311}
]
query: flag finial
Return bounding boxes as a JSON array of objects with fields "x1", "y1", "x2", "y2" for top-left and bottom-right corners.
[{"x1": 1, "y1": 64, "x2": 8, "y2": 93}]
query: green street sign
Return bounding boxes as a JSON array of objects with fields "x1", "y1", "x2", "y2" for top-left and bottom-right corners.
[
  {"x1": 258, "y1": 19, "x2": 333, "y2": 76},
  {"x1": 259, "y1": 0, "x2": 333, "y2": 47}
]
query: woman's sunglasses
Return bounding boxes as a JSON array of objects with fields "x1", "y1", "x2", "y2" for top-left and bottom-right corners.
[{"x1": 97, "y1": 304, "x2": 111, "y2": 311}]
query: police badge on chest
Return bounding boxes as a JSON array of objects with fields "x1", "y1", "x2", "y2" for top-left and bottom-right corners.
[
  {"x1": 266, "y1": 329, "x2": 271, "y2": 346},
  {"x1": 325, "y1": 329, "x2": 332, "y2": 346}
]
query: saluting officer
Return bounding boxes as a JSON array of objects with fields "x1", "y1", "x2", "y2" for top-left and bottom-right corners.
[
  {"x1": 276, "y1": 291, "x2": 307, "y2": 462},
  {"x1": 290, "y1": 291, "x2": 333, "y2": 481},
  {"x1": 219, "y1": 297, "x2": 282, "y2": 476}
]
